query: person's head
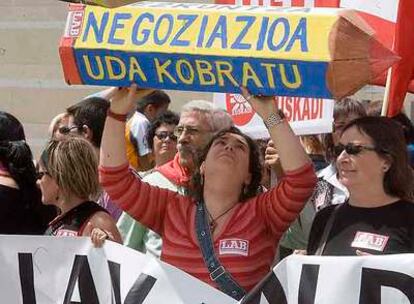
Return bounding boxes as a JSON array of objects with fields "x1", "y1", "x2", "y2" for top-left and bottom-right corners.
[
  {"x1": 365, "y1": 100, "x2": 383, "y2": 117},
  {"x1": 48, "y1": 113, "x2": 69, "y2": 139},
  {"x1": 391, "y1": 112, "x2": 414, "y2": 144},
  {"x1": 336, "y1": 116, "x2": 413, "y2": 200},
  {"x1": 324, "y1": 98, "x2": 367, "y2": 162},
  {"x1": 37, "y1": 136, "x2": 99, "y2": 205},
  {"x1": 192, "y1": 127, "x2": 262, "y2": 202},
  {"x1": 65, "y1": 97, "x2": 110, "y2": 148},
  {"x1": 0, "y1": 111, "x2": 39, "y2": 206},
  {"x1": 146, "y1": 110, "x2": 180, "y2": 166},
  {"x1": 175, "y1": 100, "x2": 233, "y2": 169},
  {"x1": 136, "y1": 90, "x2": 171, "y2": 121}
]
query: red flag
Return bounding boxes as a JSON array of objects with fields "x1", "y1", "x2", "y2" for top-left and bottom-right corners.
[
  {"x1": 340, "y1": 0, "x2": 414, "y2": 116},
  {"x1": 386, "y1": 0, "x2": 414, "y2": 116}
]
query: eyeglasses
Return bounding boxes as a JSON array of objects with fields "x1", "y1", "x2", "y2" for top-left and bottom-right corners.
[
  {"x1": 58, "y1": 125, "x2": 79, "y2": 135},
  {"x1": 36, "y1": 171, "x2": 49, "y2": 180},
  {"x1": 334, "y1": 143, "x2": 378, "y2": 157},
  {"x1": 174, "y1": 125, "x2": 204, "y2": 137},
  {"x1": 332, "y1": 121, "x2": 347, "y2": 132},
  {"x1": 154, "y1": 131, "x2": 177, "y2": 141}
]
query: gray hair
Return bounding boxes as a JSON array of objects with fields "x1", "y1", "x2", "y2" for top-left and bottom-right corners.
[{"x1": 181, "y1": 100, "x2": 233, "y2": 132}]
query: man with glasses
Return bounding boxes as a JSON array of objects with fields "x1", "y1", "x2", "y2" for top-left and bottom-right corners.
[{"x1": 118, "y1": 100, "x2": 233, "y2": 258}]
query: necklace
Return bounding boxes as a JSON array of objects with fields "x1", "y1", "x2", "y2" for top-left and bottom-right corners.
[{"x1": 205, "y1": 203, "x2": 238, "y2": 233}]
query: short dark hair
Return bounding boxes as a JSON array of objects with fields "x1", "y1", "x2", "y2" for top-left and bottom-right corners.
[
  {"x1": 343, "y1": 116, "x2": 414, "y2": 200},
  {"x1": 146, "y1": 110, "x2": 180, "y2": 149},
  {"x1": 66, "y1": 97, "x2": 110, "y2": 148},
  {"x1": 191, "y1": 127, "x2": 262, "y2": 202},
  {"x1": 136, "y1": 90, "x2": 171, "y2": 113},
  {"x1": 324, "y1": 98, "x2": 367, "y2": 162}
]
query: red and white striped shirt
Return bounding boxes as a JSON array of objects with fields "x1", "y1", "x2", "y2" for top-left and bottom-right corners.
[{"x1": 100, "y1": 163, "x2": 316, "y2": 291}]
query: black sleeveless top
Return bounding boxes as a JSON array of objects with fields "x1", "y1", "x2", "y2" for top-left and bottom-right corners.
[{"x1": 44, "y1": 201, "x2": 107, "y2": 237}]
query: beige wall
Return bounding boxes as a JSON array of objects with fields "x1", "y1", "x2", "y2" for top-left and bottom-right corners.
[
  {"x1": 0, "y1": 0, "x2": 212, "y2": 158},
  {"x1": 1, "y1": 0, "x2": 412, "y2": 158}
]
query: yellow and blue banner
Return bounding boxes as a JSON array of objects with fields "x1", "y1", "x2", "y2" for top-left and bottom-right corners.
[{"x1": 59, "y1": 2, "x2": 398, "y2": 99}]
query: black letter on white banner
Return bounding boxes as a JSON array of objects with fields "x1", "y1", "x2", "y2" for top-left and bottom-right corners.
[
  {"x1": 359, "y1": 267, "x2": 414, "y2": 303},
  {"x1": 108, "y1": 261, "x2": 121, "y2": 304},
  {"x1": 63, "y1": 255, "x2": 99, "y2": 304},
  {"x1": 240, "y1": 271, "x2": 287, "y2": 304},
  {"x1": 298, "y1": 264, "x2": 319, "y2": 304},
  {"x1": 123, "y1": 273, "x2": 157, "y2": 304},
  {"x1": 18, "y1": 253, "x2": 36, "y2": 304}
]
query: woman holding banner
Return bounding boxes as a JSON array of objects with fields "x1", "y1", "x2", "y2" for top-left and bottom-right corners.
[
  {"x1": 37, "y1": 136, "x2": 122, "y2": 243},
  {"x1": 98, "y1": 85, "x2": 316, "y2": 300},
  {"x1": 307, "y1": 116, "x2": 414, "y2": 255}
]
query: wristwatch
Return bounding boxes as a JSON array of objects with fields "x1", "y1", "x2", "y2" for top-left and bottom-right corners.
[{"x1": 264, "y1": 112, "x2": 284, "y2": 129}]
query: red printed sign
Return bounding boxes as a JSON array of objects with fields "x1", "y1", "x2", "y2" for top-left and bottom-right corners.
[{"x1": 225, "y1": 94, "x2": 255, "y2": 126}]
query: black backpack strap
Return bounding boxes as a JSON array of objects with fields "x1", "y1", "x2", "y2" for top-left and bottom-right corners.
[
  {"x1": 195, "y1": 201, "x2": 246, "y2": 300},
  {"x1": 315, "y1": 204, "x2": 341, "y2": 256}
]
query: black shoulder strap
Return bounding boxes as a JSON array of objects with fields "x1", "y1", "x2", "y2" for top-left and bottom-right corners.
[
  {"x1": 195, "y1": 201, "x2": 246, "y2": 300},
  {"x1": 315, "y1": 204, "x2": 341, "y2": 256},
  {"x1": 45, "y1": 201, "x2": 107, "y2": 236}
]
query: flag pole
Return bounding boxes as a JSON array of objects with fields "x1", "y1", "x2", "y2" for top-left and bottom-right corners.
[{"x1": 381, "y1": 67, "x2": 393, "y2": 116}]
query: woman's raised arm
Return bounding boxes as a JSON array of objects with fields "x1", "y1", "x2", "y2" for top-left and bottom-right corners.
[{"x1": 100, "y1": 84, "x2": 154, "y2": 168}]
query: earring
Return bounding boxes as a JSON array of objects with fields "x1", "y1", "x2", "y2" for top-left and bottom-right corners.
[
  {"x1": 243, "y1": 184, "x2": 249, "y2": 196},
  {"x1": 200, "y1": 174, "x2": 204, "y2": 185}
]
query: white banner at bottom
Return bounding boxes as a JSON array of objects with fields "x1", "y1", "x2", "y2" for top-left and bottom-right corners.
[
  {"x1": 1, "y1": 236, "x2": 413, "y2": 304},
  {"x1": 0, "y1": 235, "x2": 235, "y2": 304},
  {"x1": 242, "y1": 254, "x2": 414, "y2": 304}
]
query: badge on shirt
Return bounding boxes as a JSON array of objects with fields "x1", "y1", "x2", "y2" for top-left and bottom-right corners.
[
  {"x1": 351, "y1": 231, "x2": 389, "y2": 252},
  {"x1": 55, "y1": 229, "x2": 77, "y2": 237},
  {"x1": 219, "y1": 239, "x2": 249, "y2": 256}
]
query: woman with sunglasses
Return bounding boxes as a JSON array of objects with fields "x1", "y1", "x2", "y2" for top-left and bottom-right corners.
[
  {"x1": 307, "y1": 116, "x2": 414, "y2": 255},
  {"x1": 117, "y1": 110, "x2": 179, "y2": 252},
  {"x1": 0, "y1": 111, "x2": 56, "y2": 234},
  {"x1": 99, "y1": 85, "x2": 316, "y2": 299},
  {"x1": 37, "y1": 136, "x2": 122, "y2": 244}
]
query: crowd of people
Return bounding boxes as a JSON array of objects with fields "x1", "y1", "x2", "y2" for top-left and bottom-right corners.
[{"x1": 1, "y1": 85, "x2": 414, "y2": 299}]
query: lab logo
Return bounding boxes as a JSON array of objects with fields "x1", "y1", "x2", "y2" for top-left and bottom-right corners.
[
  {"x1": 225, "y1": 94, "x2": 255, "y2": 126},
  {"x1": 351, "y1": 231, "x2": 389, "y2": 252},
  {"x1": 55, "y1": 229, "x2": 78, "y2": 237},
  {"x1": 219, "y1": 239, "x2": 249, "y2": 256},
  {"x1": 65, "y1": 10, "x2": 85, "y2": 38}
]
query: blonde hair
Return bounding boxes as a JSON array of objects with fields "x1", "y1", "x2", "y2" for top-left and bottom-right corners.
[{"x1": 40, "y1": 136, "x2": 99, "y2": 199}]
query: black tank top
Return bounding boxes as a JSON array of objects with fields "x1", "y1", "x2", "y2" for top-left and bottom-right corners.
[{"x1": 44, "y1": 201, "x2": 108, "y2": 237}]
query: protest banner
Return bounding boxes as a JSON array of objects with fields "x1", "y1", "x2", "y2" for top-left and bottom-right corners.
[
  {"x1": 213, "y1": 92, "x2": 334, "y2": 138},
  {"x1": 59, "y1": 2, "x2": 398, "y2": 99},
  {"x1": 58, "y1": 0, "x2": 141, "y2": 8},
  {"x1": 0, "y1": 235, "x2": 235, "y2": 304},
  {"x1": 241, "y1": 254, "x2": 414, "y2": 304},
  {"x1": 213, "y1": 0, "x2": 334, "y2": 138},
  {"x1": 2, "y1": 235, "x2": 413, "y2": 304}
]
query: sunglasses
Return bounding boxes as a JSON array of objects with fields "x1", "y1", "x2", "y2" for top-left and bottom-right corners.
[
  {"x1": 334, "y1": 143, "x2": 378, "y2": 157},
  {"x1": 154, "y1": 131, "x2": 177, "y2": 141},
  {"x1": 36, "y1": 171, "x2": 49, "y2": 180},
  {"x1": 58, "y1": 125, "x2": 79, "y2": 135}
]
